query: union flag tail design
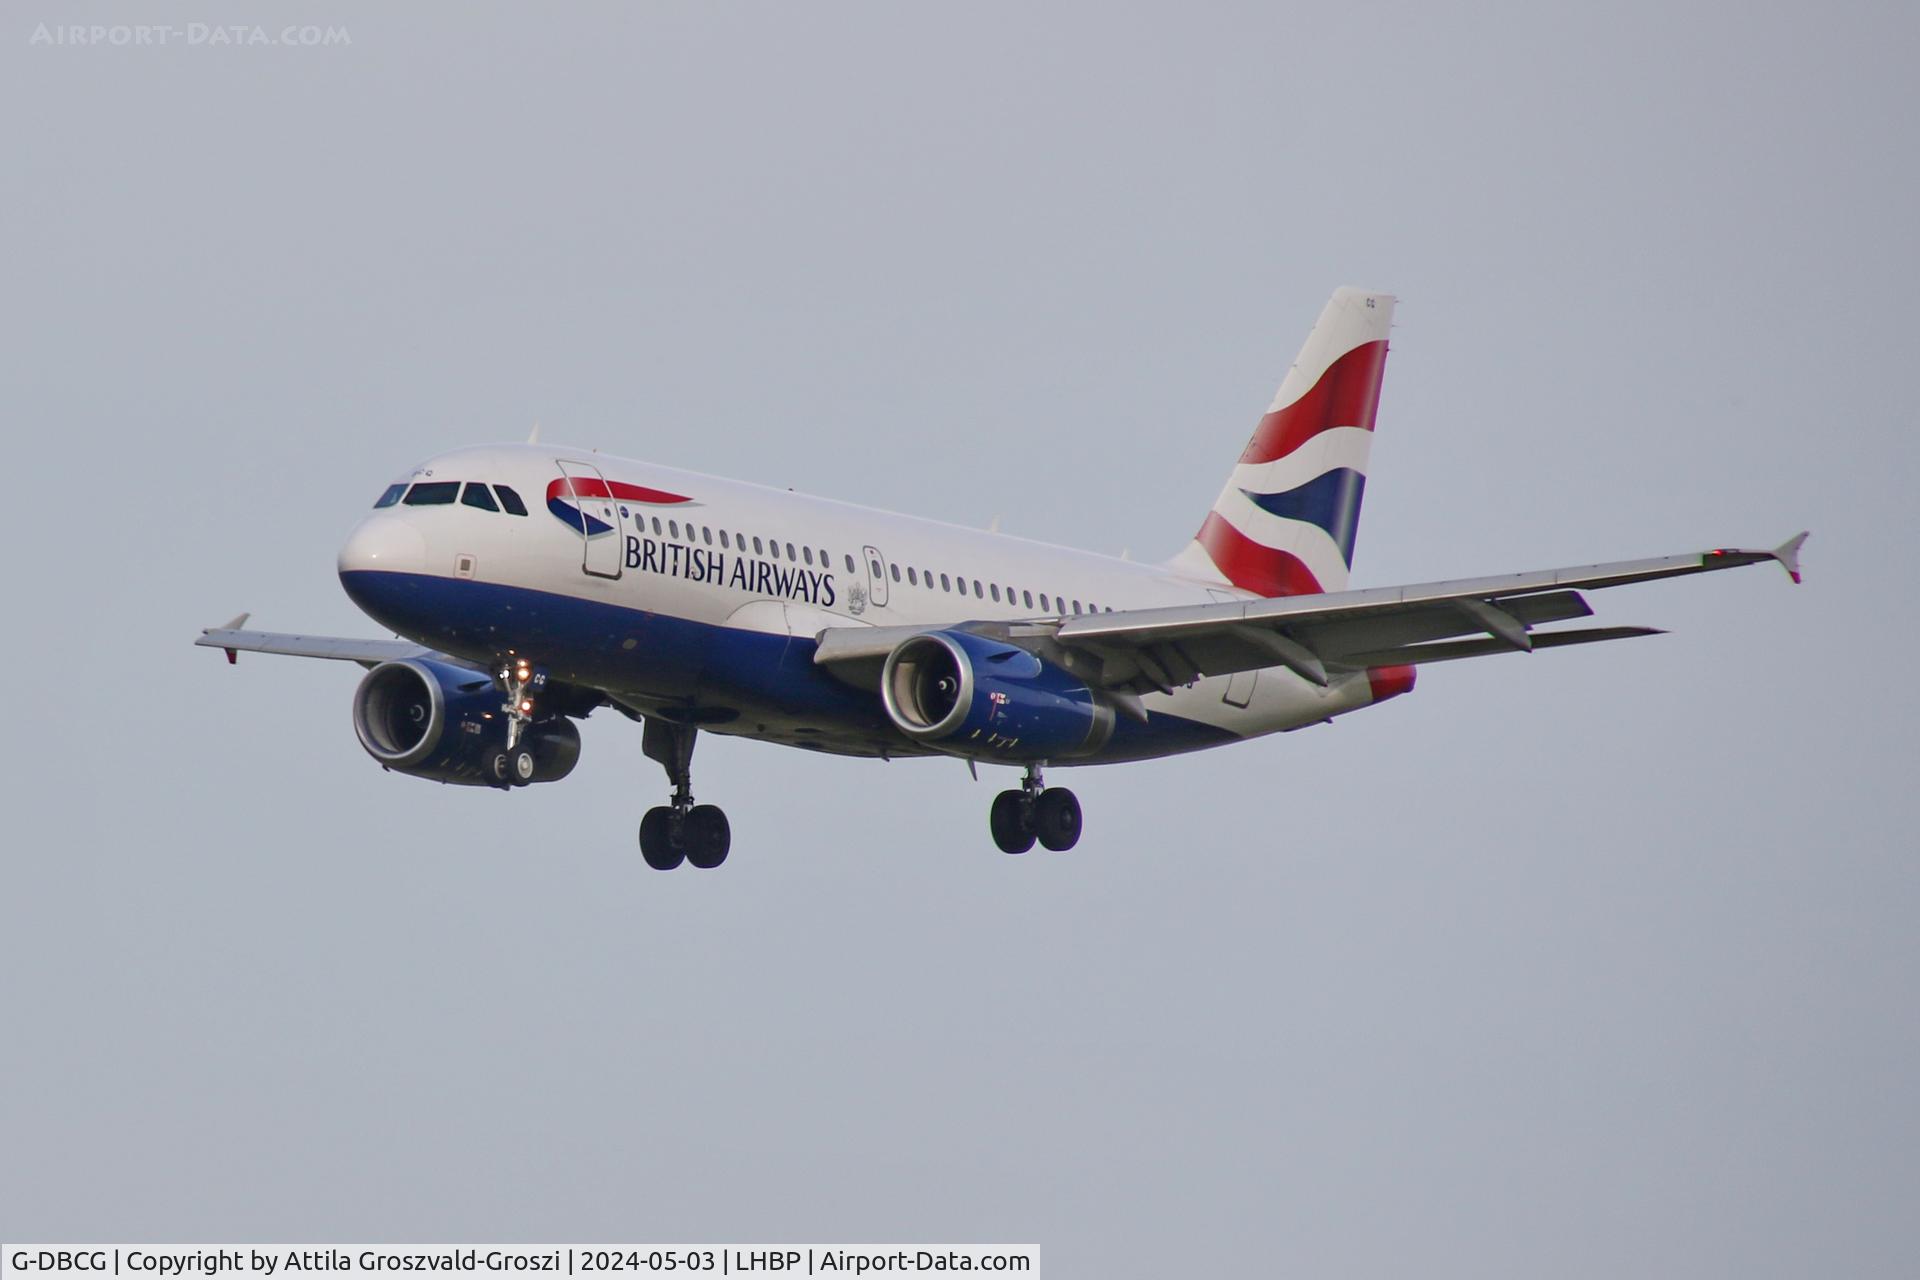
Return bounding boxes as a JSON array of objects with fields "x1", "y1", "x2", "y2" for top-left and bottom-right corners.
[{"x1": 1167, "y1": 287, "x2": 1394, "y2": 597}]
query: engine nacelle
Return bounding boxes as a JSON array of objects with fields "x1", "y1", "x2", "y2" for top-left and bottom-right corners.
[
  {"x1": 880, "y1": 630, "x2": 1114, "y2": 760},
  {"x1": 351, "y1": 659, "x2": 581, "y2": 786}
]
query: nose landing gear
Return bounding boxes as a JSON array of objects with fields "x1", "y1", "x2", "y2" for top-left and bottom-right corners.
[
  {"x1": 487, "y1": 654, "x2": 543, "y2": 786},
  {"x1": 638, "y1": 719, "x2": 732, "y2": 870},
  {"x1": 989, "y1": 763, "x2": 1081, "y2": 854}
]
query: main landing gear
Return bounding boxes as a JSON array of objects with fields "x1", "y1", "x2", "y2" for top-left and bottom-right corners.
[
  {"x1": 638, "y1": 719, "x2": 731, "y2": 871},
  {"x1": 487, "y1": 655, "x2": 540, "y2": 786},
  {"x1": 989, "y1": 763, "x2": 1082, "y2": 854}
]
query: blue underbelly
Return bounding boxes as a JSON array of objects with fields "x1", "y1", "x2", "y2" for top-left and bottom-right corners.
[{"x1": 338, "y1": 570, "x2": 1238, "y2": 763}]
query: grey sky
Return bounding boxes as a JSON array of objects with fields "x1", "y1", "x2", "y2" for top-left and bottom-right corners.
[{"x1": 3, "y1": 2, "x2": 1915, "y2": 1275}]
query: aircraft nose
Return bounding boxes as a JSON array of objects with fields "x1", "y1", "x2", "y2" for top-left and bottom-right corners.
[{"x1": 338, "y1": 515, "x2": 427, "y2": 578}]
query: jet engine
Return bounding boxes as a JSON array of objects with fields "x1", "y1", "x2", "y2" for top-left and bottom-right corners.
[
  {"x1": 880, "y1": 630, "x2": 1114, "y2": 760},
  {"x1": 351, "y1": 659, "x2": 581, "y2": 786}
]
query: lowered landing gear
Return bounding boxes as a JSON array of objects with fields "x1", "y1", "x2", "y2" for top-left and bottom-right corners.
[
  {"x1": 488, "y1": 654, "x2": 544, "y2": 787},
  {"x1": 638, "y1": 719, "x2": 732, "y2": 870},
  {"x1": 990, "y1": 764, "x2": 1081, "y2": 854},
  {"x1": 639, "y1": 804, "x2": 730, "y2": 870},
  {"x1": 487, "y1": 744, "x2": 537, "y2": 786}
]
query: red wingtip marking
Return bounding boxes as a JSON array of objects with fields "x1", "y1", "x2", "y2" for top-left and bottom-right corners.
[
  {"x1": 1367, "y1": 664, "x2": 1416, "y2": 702},
  {"x1": 224, "y1": 648, "x2": 237, "y2": 665}
]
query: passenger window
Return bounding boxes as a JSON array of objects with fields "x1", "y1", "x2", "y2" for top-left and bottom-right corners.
[
  {"x1": 990, "y1": 584, "x2": 1000, "y2": 602},
  {"x1": 651, "y1": 517, "x2": 662, "y2": 535},
  {"x1": 907, "y1": 567, "x2": 918, "y2": 586},
  {"x1": 770, "y1": 540, "x2": 781, "y2": 559},
  {"x1": 374, "y1": 483, "x2": 407, "y2": 509},
  {"x1": 940, "y1": 574, "x2": 951, "y2": 592},
  {"x1": 669, "y1": 520, "x2": 680, "y2": 539},
  {"x1": 403, "y1": 481, "x2": 459, "y2": 506},
  {"x1": 460, "y1": 483, "x2": 499, "y2": 512},
  {"x1": 1073, "y1": 600, "x2": 1082, "y2": 614},
  {"x1": 703, "y1": 526, "x2": 713, "y2": 545},
  {"x1": 845, "y1": 554, "x2": 856, "y2": 572},
  {"x1": 819, "y1": 549, "x2": 829, "y2": 567},
  {"x1": 494, "y1": 485, "x2": 528, "y2": 516},
  {"x1": 890, "y1": 563, "x2": 901, "y2": 582},
  {"x1": 754, "y1": 537, "x2": 764, "y2": 555},
  {"x1": 803, "y1": 546, "x2": 814, "y2": 565},
  {"x1": 720, "y1": 530, "x2": 730, "y2": 549},
  {"x1": 1023, "y1": 590, "x2": 1033, "y2": 609},
  {"x1": 972, "y1": 579, "x2": 983, "y2": 597},
  {"x1": 1040, "y1": 594, "x2": 1051, "y2": 611},
  {"x1": 786, "y1": 542, "x2": 796, "y2": 560}
]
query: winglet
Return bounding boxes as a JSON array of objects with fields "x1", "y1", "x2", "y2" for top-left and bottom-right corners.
[
  {"x1": 1771, "y1": 531, "x2": 1809, "y2": 584},
  {"x1": 209, "y1": 612, "x2": 250, "y2": 664}
]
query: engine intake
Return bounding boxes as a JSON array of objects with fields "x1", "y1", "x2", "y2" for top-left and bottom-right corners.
[
  {"x1": 352, "y1": 659, "x2": 580, "y2": 786},
  {"x1": 881, "y1": 630, "x2": 1113, "y2": 760}
]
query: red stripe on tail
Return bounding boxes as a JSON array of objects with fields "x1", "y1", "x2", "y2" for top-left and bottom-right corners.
[
  {"x1": 1239, "y1": 339, "x2": 1389, "y2": 465},
  {"x1": 1196, "y1": 513, "x2": 1325, "y2": 597}
]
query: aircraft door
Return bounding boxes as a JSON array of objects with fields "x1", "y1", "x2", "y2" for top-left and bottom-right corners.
[
  {"x1": 555, "y1": 459, "x2": 623, "y2": 580},
  {"x1": 862, "y1": 545, "x2": 891, "y2": 609}
]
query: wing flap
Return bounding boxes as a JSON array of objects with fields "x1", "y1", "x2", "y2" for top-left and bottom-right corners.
[{"x1": 1337, "y1": 625, "x2": 1664, "y2": 668}]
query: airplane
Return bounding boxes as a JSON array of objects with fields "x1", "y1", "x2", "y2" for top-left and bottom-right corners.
[{"x1": 197, "y1": 288, "x2": 1806, "y2": 869}]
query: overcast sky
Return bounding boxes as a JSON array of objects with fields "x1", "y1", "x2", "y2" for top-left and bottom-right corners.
[{"x1": 3, "y1": 3, "x2": 1916, "y2": 1275}]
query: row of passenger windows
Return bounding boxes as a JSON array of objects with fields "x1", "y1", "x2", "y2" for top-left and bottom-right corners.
[
  {"x1": 637, "y1": 513, "x2": 1113, "y2": 616},
  {"x1": 893, "y1": 560, "x2": 1112, "y2": 616},
  {"x1": 637, "y1": 512, "x2": 833, "y2": 568},
  {"x1": 375, "y1": 481, "x2": 528, "y2": 516},
  {"x1": 377, "y1": 483, "x2": 1114, "y2": 617}
]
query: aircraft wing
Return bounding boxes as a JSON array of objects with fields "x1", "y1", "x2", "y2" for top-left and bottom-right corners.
[
  {"x1": 814, "y1": 533, "x2": 1806, "y2": 696},
  {"x1": 195, "y1": 614, "x2": 448, "y2": 670},
  {"x1": 1048, "y1": 534, "x2": 1807, "y2": 694}
]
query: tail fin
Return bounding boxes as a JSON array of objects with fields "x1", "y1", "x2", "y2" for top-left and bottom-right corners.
[{"x1": 1167, "y1": 287, "x2": 1394, "y2": 596}]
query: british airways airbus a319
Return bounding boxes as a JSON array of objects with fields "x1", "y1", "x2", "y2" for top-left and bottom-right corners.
[{"x1": 198, "y1": 289, "x2": 1805, "y2": 868}]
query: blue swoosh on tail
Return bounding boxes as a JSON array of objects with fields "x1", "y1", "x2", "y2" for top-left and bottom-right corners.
[{"x1": 1240, "y1": 468, "x2": 1366, "y2": 565}]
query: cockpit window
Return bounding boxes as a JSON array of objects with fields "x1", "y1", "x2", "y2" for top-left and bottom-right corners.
[
  {"x1": 460, "y1": 482, "x2": 499, "y2": 512},
  {"x1": 373, "y1": 483, "x2": 407, "y2": 509},
  {"x1": 402, "y1": 481, "x2": 460, "y2": 506},
  {"x1": 494, "y1": 485, "x2": 528, "y2": 516}
]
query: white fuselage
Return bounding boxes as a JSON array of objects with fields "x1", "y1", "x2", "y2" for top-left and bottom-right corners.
[{"x1": 336, "y1": 444, "x2": 1382, "y2": 762}]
